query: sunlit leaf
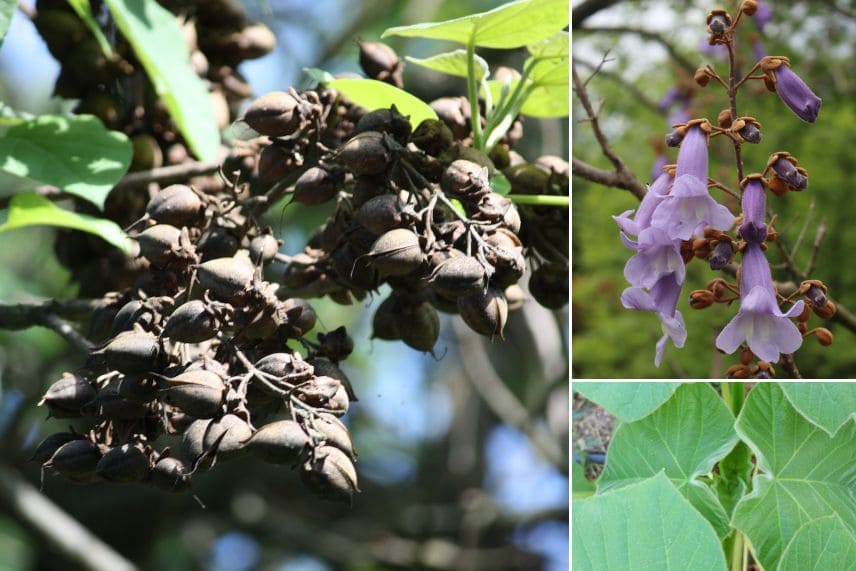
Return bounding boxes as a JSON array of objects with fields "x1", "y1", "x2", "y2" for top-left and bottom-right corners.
[
  {"x1": 0, "y1": 114, "x2": 131, "y2": 210},
  {"x1": 0, "y1": 192, "x2": 133, "y2": 253},
  {"x1": 574, "y1": 382, "x2": 681, "y2": 421},
  {"x1": 527, "y1": 30, "x2": 569, "y2": 59},
  {"x1": 66, "y1": 0, "x2": 113, "y2": 57},
  {"x1": 104, "y1": 0, "x2": 220, "y2": 161},
  {"x1": 327, "y1": 78, "x2": 437, "y2": 129},
  {"x1": 572, "y1": 473, "x2": 727, "y2": 570},
  {"x1": 383, "y1": 0, "x2": 568, "y2": 49},
  {"x1": 780, "y1": 382, "x2": 856, "y2": 436},
  {"x1": 303, "y1": 67, "x2": 335, "y2": 84},
  {"x1": 406, "y1": 50, "x2": 489, "y2": 80},
  {"x1": 597, "y1": 383, "x2": 738, "y2": 538},
  {"x1": 732, "y1": 383, "x2": 856, "y2": 571},
  {"x1": 778, "y1": 516, "x2": 856, "y2": 571}
]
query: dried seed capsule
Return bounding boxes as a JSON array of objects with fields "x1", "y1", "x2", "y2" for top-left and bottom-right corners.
[
  {"x1": 117, "y1": 376, "x2": 161, "y2": 403},
  {"x1": 165, "y1": 370, "x2": 225, "y2": 418},
  {"x1": 534, "y1": 155, "x2": 570, "y2": 177},
  {"x1": 30, "y1": 432, "x2": 83, "y2": 463},
  {"x1": 357, "y1": 40, "x2": 403, "y2": 87},
  {"x1": 257, "y1": 143, "x2": 292, "y2": 184},
  {"x1": 307, "y1": 359, "x2": 357, "y2": 401},
  {"x1": 473, "y1": 193, "x2": 521, "y2": 233},
  {"x1": 250, "y1": 234, "x2": 280, "y2": 264},
  {"x1": 93, "y1": 330, "x2": 160, "y2": 375},
  {"x1": 504, "y1": 163, "x2": 550, "y2": 195},
  {"x1": 151, "y1": 457, "x2": 191, "y2": 492},
  {"x1": 196, "y1": 253, "x2": 255, "y2": 303},
  {"x1": 146, "y1": 184, "x2": 202, "y2": 227},
  {"x1": 293, "y1": 165, "x2": 345, "y2": 205},
  {"x1": 484, "y1": 229, "x2": 525, "y2": 289},
  {"x1": 708, "y1": 240, "x2": 735, "y2": 270},
  {"x1": 429, "y1": 255, "x2": 488, "y2": 298},
  {"x1": 441, "y1": 160, "x2": 490, "y2": 201},
  {"x1": 203, "y1": 414, "x2": 252, "y2": 460},
  {"x1": 255, "y1": 352, "x2": 314, "y2": 382},
  {"x1": 110, "y1": 300, "x2": 149, "y2": 336},
  {"x1": 47, "y1": 439, "x2": 102, "y2": 483},
  {"x1": 430, "y1": 96, "x2": 469, "y2": 140},
  {"x1": 367, "y1": 228, "x2": 423, "y2": 276},
  {"x1": 458, "y1": 286, "x2": 508, "y2": 339},
  {"x1": 331, "y1": 243, "x2": 380, "y2": 290},
  {"x1": 88, "y1": 384, "x2": 148, "y2": 420},
  {"x1": 412, "y1": 118, "x2": 454, "y2": 156},
  {"x1": 314, "y1": 414, "x2": 357, "y2": 461},
  {"x1": 243, "y1": 91, "x2": 300, "y2": 137},
  {"x1": 39, "y1": 373, "x2": 96, "y2": 418},
  {"x1": 355, "y1": 194, "x2": 407, "y2": 236},
  {"x1": 162, "y1": 300, "x2": 221, "y2": 343},
  {"x1": 371, "y1": 295, "x2": 401, "y2": 340},
  {"x1": 396, "y1": 302, "x2": 440, "y2": 352},
  {"x1": 316, "y1": 327, "x2": 354, "y2": 362},
  {"x1": 197, "y1": 226, "x2": 240, "y2": 261},
  {"x1": 299, "y1": 376, "x2": 349, "y2": 414},
  {"x1": 181, "y1": 419, "x2": 213, "y2": 471},
  {"x1": 246, "y1": 420, "x2": 310, "y2": 464},
  {"x1": 137, "y1": 224, "x2": 181, "y2": 266},
  {"x1": 301, "y1": 446, "x2": 359, "y2": 503},
  {"x1": 278, "y1": 298, "x2": 317, "y2": 338},
  {"x1": 95, "y1": 443, "x2": 150, "y2": 483},
  {"x1": 337, "y1": 131, "x2": 395, "y2": 175},
  {"x1": 528, "y1": 263, "x2": 569, "y2": 310},
  {"x1": 353, "y1": 106, "x2": 411, "y2": 144}
]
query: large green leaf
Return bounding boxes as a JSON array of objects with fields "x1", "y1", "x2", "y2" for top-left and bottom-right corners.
[
  {"x1": 574, "y1": 382, "x2": 681, "y2": 422},
  {"x1": 597, "y1": 383, "x2": 738, "y2": 538},
  {"x1": 572, "y1": 472, "x2": 727, "y2": 571},
  {"x1": 0, "y1": 192, "x2": 133, "y2": 253},
  {"x1": 406, "y1": 50, "x2": 489, "y2": 80},
  {"x1": 527, "y1": 30, "x2": 569, "y2": 59},
  {"x1": 66, "y1": 0, "x2": 113, "y2": 57},
  {"x1": 104, "y1": 0, "x2": 220, "y2": 161},
  {"x1": 778, "y1": 516, "x2": 856, "y2": 571},
  {"x1": 572, "y1": 461, "x2": 595, "y2": 499},
  {"x1": 382, "y1": 0, "x2": 569, "y2": 49},
  {"x1": 780, "y1": 383, "x2": 856, "y2": 436},
  {"x1": 326, "y1": 78, "x2": 437, "y2": 129},
  {"x1": 732, "y1": 383, "x2": 856, "y2": 571},
  {"x1": 0, "y1": 114, "x2": 131, "y2": 210},
  {"x1": 0, "y1": 0, "x2": 15, "y2": 49}
]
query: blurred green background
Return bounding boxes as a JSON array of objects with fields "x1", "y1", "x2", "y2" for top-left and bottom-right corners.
[{"x1": 573, "y1": 0, "x2": 856, "y2": 378}]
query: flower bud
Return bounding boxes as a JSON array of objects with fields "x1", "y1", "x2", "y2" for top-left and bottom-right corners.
[
  {"x1": 717, "y1": 109, "x2": 733, "y2": 128},
  {"x1": 814, "y1": 327, "x2": 834, "y2": 346},
  {"x1": 741, "y1": 0, "x2": 758, "y2": 16},
  {"x1": 738, "y1": 122, "x2": 762, "y2": 144},
  {"x1": 726, "y1": 364, "x2": 752, "y2": 379},
  {"x1": 707, "y1": 11, "x2": 731, "y2": 34},
  {"x1": 709, "y1": 240, "x2": 735, "y2": 270},
  {"x1": 804, "y1": 284, "x2": 827, "y2": 307},
  {"x1": 813, "y1": 300, "x2": 837, "y2": 319},
  {"x1": 694, "y1": 67, "x2": 711, "y2": 87},
  {"x1": 665, "y1": 130, "x2": 684, "y2": 148},
  {"x1": 689, "y1": 290, "x2": 716, "y2": 309}
]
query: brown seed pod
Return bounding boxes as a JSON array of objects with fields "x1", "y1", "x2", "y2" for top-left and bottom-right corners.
[
  {"x1": 110, "y1": 300, "x2": 150, "y2": 336},
  {"x1": 137, "y1": 224, "x2": 181, "y2": 266},
  {"x1": 203, "y1": 414, "x2": 252, "y2": 460},
  {"x1": 257, "y1": 143, "x2": 293, "y2": 184},
  {"x1": 243, "y1": 91, "x2": 301, "y2": 137},
  {"x1": 483, "y1": 229, "x2": 525, "y2": 289},
  {"x1": 162, "y1": 300, "x2": 221, "y2": 343},
  {"x1": 442, "y1": 159, "x2": 491, "y2": 201},
  {"x1": 196, "y1": 253, "x2": 255, "y2": 303},
  {"x1": 367, "y1": 228, "x2": 423, "y2": 276},
  {"x1": 307, "y1": 359, "x2": 358, "y2": 401},
  {"x1": 165, "y1": 370, "x2": 225, "y2": 418},
  {"x1": 245, "y1": 420, "x2": 310, "y2": 465},
  {"x1": 30, "y1": 432, "x2": 84, "y2": 463},
  {"x1": 39, "y1": 373, "x2": 96, "y2": 418},
  {"x1": 331, "y1": 243, "x2": 381, "y2": 291},
  {"x1": 87, "y1": 383, "x2": 149, "y2": 421},
  {"x1": 396, "y1": 301, "x2": 440, "y2": 352},
  {"x1": 313, "y1": 414, "x2": 357, "y2": 461},
  {"x1": 181, "y1": 419, "x2": 213, "y2": 471},
  {"x1": 277, "y1": 297, "x2": 318, "y2": 338},
  {"x1": 337, "y1": 131, "x2": 395, "y2": 175},
  {"x1": 528, "y1": 263, "x2": 569, "y2": 310},
  {"x1": 197, "y1": 226, "x2": 241, "y2": 261},
  {"x1": 117, "y1": 376, "x2": 161, "y2": 403},
  {"x1": 429, "y1": 255, "x2": 488, "y2": 298},
  {"x1": 249, "y1": 233, "x2": 280, "y2": 264},
  {"x1": 371, "y1": 295, "x2": 401, "y2": 340},
  {"x1": 472, "y1": 192, "x2": 521, "y2": 233},
  {"x1": 146, "y1": 185, "x2": 202, "y2": 227},
  {"x1": 458, "y1": 286, "x2": 508, "y2": 339},
  {"x1": 504, "y1": 163, "x2": 550, "y2": 195},
  {"x1": 411, "y1": 118, "x2": 454, "y2": 156},
  {"x1": 95, "y1": 443, "x2": 150, "y2": 483},
  {"x1": 47, "y1": 439, "x2": 102, "y2": 483},
  {"x1": 355, "y1": 194, "x2": 408, "y2": 236},
  {"x1": 353, "y1": 106, "x2": 412, "y2": 144},
  {"x1": 430, "y1": 96, "x2": 470, "y2": 140},
  {"x1": 357, "y1": 40, "x2": 403, "y2": 87},
  {"x1": 300, "y1": 445, "x2": 359, "y2": 503},
  {"x1": 93, "y1": 330, "x2": 161, "y2": 375},
  {"x1": 150, "y1": 456, "x2": 191, "y2": 492},
  {"x1": 294, "y1": 165, "x2": 346, "y2": 205}
]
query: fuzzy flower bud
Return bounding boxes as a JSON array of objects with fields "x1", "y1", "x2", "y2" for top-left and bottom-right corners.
[{"x1": 773, "y1": 63, "x2": 822, "y2": 123}]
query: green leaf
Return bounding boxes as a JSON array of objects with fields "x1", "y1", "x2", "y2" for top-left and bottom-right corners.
[
  {"x1": 485, "y1": 72, "x2": 569, "y2": 118},
  {"x1": 0, "y1": 0, "x2": 15, "y2": 49},
  {"x1": 597, "y1": 383, "x2": 738, "y2": 538},
  {"x1": 574, "y1": 382, "x2": 681, "y2": 422},
  {"x1": 104, "y1": 0, "x2": 220, "y2": 161},
  {"x1": 303, "y1": 67, "x2": 335, "y2": 84},
  {"x1": 0, "y1": 114, "x2": 132, "y2": 210},
  {"x1": 490, "y1": 173, "x2": 511, "y2": 196},
  {"x1": 383, "y1": 0, "x2": 569, "y2": 49},
  {"x1": 0, "y1": 192, "x2": 133, "y2": 253},
  {"x1": 327, "y1": 78, "x2": 437, "y2": 129},
  {"x1": 406, "y1": 50, "x2": 489, "y2": 81},
  {"x1": 66, "y1": 0, "x2": 113, "y2": 57},
  {"x1": 527, "y1": 30, "x2": 569, "y2": 59},
  {"x1": 572, "y1": 461, "x2": 595, "y2": 499},
  {"x1": 780, "y1": 383, "x2": 856, "y2": 436},
  {"x1": 572, "y1": 473, "x2": 727, "y2": 571},
  {"x1": 732, "y1": 383, "x2": 856, "y2": 571},
  {"x1": 778, "y1": 516, "x2": 856, "y2": 571}
]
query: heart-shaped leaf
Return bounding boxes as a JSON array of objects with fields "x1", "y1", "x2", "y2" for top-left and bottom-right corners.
[
  {"x1": 780, "y1": 383, "x2": 856, "y2": 436},
  {"x1": 732, "y1": 383, "x2": 856, "y2": 571},
  {"x1": 382, "y1": 0, "x2": 568, "y2": 49},
  {"x1": 573, "y1": 472, "x2": 727, "y2": 570},
  {"x1": 0, "y1": 192, "x2": 133, "y2": 253},
  {"x1": 406, "y1": 50, "x2": 489, "y2": 80},
  {"x1": 0, "y1": 114, "x2": 132, "y2": 210},
  {"x1": 778, "y1": 516, "x2": 856, "y2": 571},
  {"x1": 574, "y1": 382, "x2": 681, "y2": 422},
  {"x1": 597, "y1": 383, "x2": 738, "y2": 538},
  {"x1": 105, "y1": 0, "x2": 220, "y2": 161},
  {"x1": 327, "y1": 78, "x2": 437, "y2": 129}
]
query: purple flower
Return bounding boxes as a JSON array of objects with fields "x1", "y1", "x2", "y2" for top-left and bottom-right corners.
[
  {"x1": 752, "y1": 40, "x2": 767, "y2": 62},
  {"x1": 754, "y1": 1, "x2": 773, "y2": 31},
  {"x1": 699, "y1": 38, "x2": 729, "y2": 60},
  {"x1": 774, "y1": 63, "x2": 821, "y2": 123},
  {"x1": 739, "y1": 179, "x2": 767, "y2": 244},
  {"x1": 621, "y1": 273, "x2": 687, "y2": 367},
  {"x1": 658, "y1": 86, "x2": 680, "y2": 111},
  {"x1": 668, "y1": 107, "x2": 691, "y2": 127},
  {"x1": 614, "y1": 171, "x2": 672, "y2": 237},
  {"x1": 621, "y1": 227, "x2": 685, "y2": 289},
  {"x1": 715, "y1": 244, "x2": 804, "y2": 362},
  {"x1": 772, "y1": 157, "x2": 808, "y2": 189},
  {"x1": 650, "y1": 154, "x2": 668, "y2": 182}
]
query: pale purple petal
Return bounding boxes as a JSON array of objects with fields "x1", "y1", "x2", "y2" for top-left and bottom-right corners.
[
  {"x1": 754, "y1": 1, "x2": 773, "y2": 31},
  {"x1": 715, "y1": 314, "x2": 745, "y2": 355},
  {"x1": 613, "y1": 210, "x2": 639, "y2": 236},
  {"x1": 675, "y1": 126, "x2": 708, "y2": 180},
  {"x1": 784, "y1": 299, "x2": 805, "y2": 319},
  {"x1": 741, "y1": 180, "x2": 766, "y2": 229},
  {"x1": 652, "y1": 175, "x2": 734, "y2": 240},
  {"x1": 621, "y1": 287, "x2": 657, "y2": 312},
  {"x1": 774, "y1": 64, "x2": 821, "y2": 123},
  {"x1": 623, "y1": 228, "x2": 684, "y2": 288}
]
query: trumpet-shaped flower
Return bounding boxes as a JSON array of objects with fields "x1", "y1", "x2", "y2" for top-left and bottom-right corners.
[
  {"x1": 614, "y1": 171, "x2": 672, "y2": 237},
  {"x1": 621, "y1": 273, "x2": 687, "y2": 367},
  {"x1": 774, "y1": 63, "x2": 821, "y2": 123},
  {"x1": 739, "y1": 179, "x2": 768, "y2": 244},
  {"x1": 715, "y1": 244, "x2": 804, "y2": 362}
]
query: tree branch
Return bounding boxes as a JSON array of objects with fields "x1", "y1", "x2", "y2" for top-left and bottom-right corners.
[
  {"x1": 571, "y1": 0, "x2": 623, "y2": 29},
  {"x1": 575, "y1": 25, "x2": 697, "y2": 73},
  {"x1": 0, "y1": 299, "x2": 107, "y2": 354},
  {"x1": 0, "y1": 465, "x2": 136, "y2": 571},
  {"x1": 571, "y1": 157, "x2": 646, "y2": 200}
]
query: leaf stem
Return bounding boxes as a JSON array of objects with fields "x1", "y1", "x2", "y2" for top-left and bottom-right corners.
[
  {"x1": 466, "y1": 37, "x2": 483, "y2": 150},
  {"x1": 507, "y1": 194, "x2": 569, "y2": 207},
  {"x1": 484, "y1": 60, "x2": 535, "y2": 150}
]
